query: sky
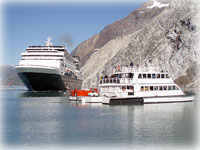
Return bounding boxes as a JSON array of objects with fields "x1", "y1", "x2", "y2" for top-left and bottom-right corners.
[{"x1": 2, "y1": 0, "x2": 147, "y2": 65}]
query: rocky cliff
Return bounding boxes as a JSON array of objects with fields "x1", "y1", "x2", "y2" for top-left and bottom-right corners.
[
  {"x1": 81, "y1": 0, "x2": 200, "y2": 90},
  {"x1": 72, "y1": 0, "x2": 170, "y2": 66}
]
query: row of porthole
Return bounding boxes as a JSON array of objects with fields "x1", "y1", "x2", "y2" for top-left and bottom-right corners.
[{"x1": 140, "y1": 85, "x2": 179, "y2": 91}]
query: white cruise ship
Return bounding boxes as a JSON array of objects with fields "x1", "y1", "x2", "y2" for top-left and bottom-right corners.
[
  {"x1": 15, "y1": 37, "x2": 82, "y2": 91},
  {"x1": 99, "y1": 62, "x2": 194, "y2": 104}
]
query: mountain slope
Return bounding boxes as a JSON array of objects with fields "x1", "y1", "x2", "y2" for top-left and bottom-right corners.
[
  {"x1": 81, "y1": 0, "x2": 200, "y2": 89},
  {"x1": 0, "y1": 65, "x2": 24, "y2": 86},
  {"x1": 72, "y1": 0, "x2": 170, "y2": 66}
]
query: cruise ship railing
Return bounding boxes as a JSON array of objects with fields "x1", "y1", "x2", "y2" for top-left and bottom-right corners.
[{"x1": 100, "y1": 78, "x2": 133, "y2": 84}]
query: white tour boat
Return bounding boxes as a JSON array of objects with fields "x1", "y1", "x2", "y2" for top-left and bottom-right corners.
[{"x1": 99, "y1": 63, "x2": 195, "y2": 104}]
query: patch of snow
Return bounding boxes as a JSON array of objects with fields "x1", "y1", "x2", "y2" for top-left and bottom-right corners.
[{"x1": 147, "y1": 0, "x2": 169, "y2": 9}]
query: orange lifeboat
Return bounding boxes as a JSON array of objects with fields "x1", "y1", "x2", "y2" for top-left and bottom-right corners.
[{"x1": 70, "y1": 88, "x2": 98, "y2": 96}]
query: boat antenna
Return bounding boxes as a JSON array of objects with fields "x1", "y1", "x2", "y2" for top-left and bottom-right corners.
[{"x1": 46, "y1": 36, "x2": 53, "y2": 46}]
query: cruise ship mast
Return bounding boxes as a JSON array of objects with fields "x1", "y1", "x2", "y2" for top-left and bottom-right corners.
[{"x1": 46, "y1": 36, "x2": 53, "y2": 47}]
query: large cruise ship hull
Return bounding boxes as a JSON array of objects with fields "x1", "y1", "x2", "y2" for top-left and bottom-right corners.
[{"x1": 16, "y1": 66, "x2": 82, "y2": 91}]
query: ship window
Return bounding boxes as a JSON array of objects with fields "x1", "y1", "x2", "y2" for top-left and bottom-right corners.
[
  {"x1": 111, "y1": 74, "x2": 118, "y2": 78},
  {"x1": 147, "y1": 74, "x2": 151, "y2": 78},
  {"x1": 143, "y1": 74, "x2": 146, "y2": 78},
  {"x1": 172, "y1": 86, "x2": 176, "y2": 90},
  {"x1": 168, "y1": 86, "x2": 172, "y2": 90},
  {"x1": 129, "y1": 73, "x2": 134, "y2": 78},
  {"x1": 152, "y1": 74, "x2": 156, "y2": 78},
  {"x1": 161, "y1": 74, "x2": 165, "y2": 78},
  {"x1": 140, "y1": 86, "x2": 144, "y2": 91},
  {"x1": 166, "y1": 74, "x2": 170, "y2": 78},
  {"x1": 164, "y1": 86, "x2": 167, "y2": 90},
  {"x1": 117, "y1": 79, "x2": 120, "y2": 83},
  {"x1": 138, "y1": 74, "x2": 142, "y2": 78},
  {"x1": 154, "y1": 86, "x2": 158, "y2": 91},
  {"x1": 159, "y1": 86, "x2": 163, "y2": 90},
  {"x1": 150, "y1": 86, "x2": 154, "y2": 91},
  {"x1": 145, "y1": 86, "x2": 149, "y2": 91},
  {"x1": 157, "y1": 74, "x2": 160, "y2": 78}
]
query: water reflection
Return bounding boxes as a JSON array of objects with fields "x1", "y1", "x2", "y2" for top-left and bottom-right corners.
[
  {"x1": 2, "y1": 88, "x2": 197, "y2": 149},
  {"x1": 20, "y1": 91, "x2": 68, "y2": 98}
]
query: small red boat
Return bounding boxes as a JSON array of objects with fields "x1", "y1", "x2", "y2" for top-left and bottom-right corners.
[{"x1": 70, "y1": 88, "x2": 98, "y2": 96}]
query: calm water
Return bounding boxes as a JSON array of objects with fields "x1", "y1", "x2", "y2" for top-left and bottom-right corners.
[{"x1": 0, "y1": 86, "x2": 198, "y2": 149}]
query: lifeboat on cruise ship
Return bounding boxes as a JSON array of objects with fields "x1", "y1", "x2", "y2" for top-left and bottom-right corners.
[{"x1": 70, "y1": 88, "x2": 98, "y2": 97}]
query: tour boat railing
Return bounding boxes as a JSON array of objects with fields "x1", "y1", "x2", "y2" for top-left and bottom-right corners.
[{"x1": 113, "y1": 66, "x2": 162, "y2": 73}]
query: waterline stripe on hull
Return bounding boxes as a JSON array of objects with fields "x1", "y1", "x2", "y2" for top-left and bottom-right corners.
[{"x1": 102, "y1": 95, "x2": 195, "y2": 104}]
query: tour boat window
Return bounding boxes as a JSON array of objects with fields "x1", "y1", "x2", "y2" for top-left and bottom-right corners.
[
  {"x1": 147, "y1": 74, "x2": 151, "y2": 78},
  {"x1": 159, "y1": 86, "x2": 163, "y2": 90},
  {"x1": 176, "y1": 86, "x2": 179, "y2": 90},
  {"x1": 145, "y1": 86, "x2": 149, "y2": 91},
  {"x1": 127, "y1": 86, "x2": 134, "y2": 90},
  {"x1": 150, "y1": 86, "x2": 153, "y2": 91},
  {"x1": 152, "y1": 74, "x2": 156, "y2": 78},
  {"x1": 154, "y1": 86, "x2": 158, "y2": 90},
  {"x1": 161, "y1": 74, "x2": 165, "y2": 78},
  {"x1": 103, "y1": 80, "x2": 105, "y2": 84},
  {"x1": 166, "y1": 74, "x2": 170, "y2": 78},
  {"x1": 143, "y1": 74, "x2": 147, "y2": 78},
  {"x1": 172, "y1": 86, "x2": 176, "y2": 90},
  {"x1": 164, "y1": 86, "x2": 167, "y2": 90},
  {"x1": 129, "y1": 73, "x2": 134, "y2": 78},
  {"x1": 138, "y1": 74, "x2": 142, "y2": 78},
  {"x1": 157, "y1": 74, "x2": 160, "y2": 78},
  {"x1": 168, "y1": 86, "x2": 172, "y2": 90},
  {"x1": 110, "y1": 78, "x2": 113, "y2": 83},
  {"x1": 117, "y1": 79, "x2": 120, "y2": 83},
  {"x1": 140, "y1": 86, "x2": 144, "y2": 91},
  {"x1": 111, "y1": 74, "x2": 118, "y2": 78}
]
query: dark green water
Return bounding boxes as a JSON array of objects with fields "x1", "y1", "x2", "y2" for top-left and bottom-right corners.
[{"x1": 0, "y1": 86, "x2": 198, "y2": 149}]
